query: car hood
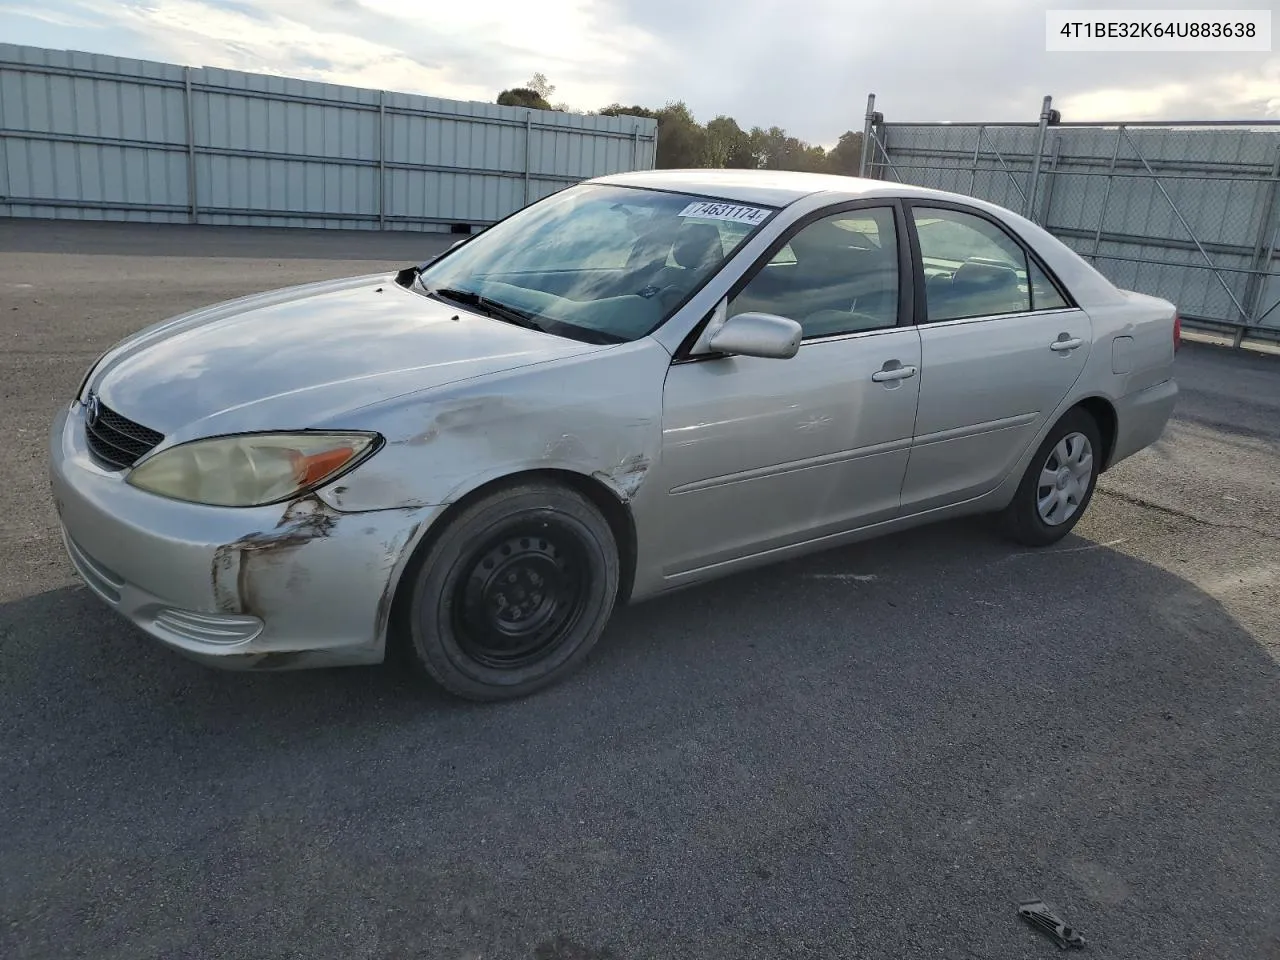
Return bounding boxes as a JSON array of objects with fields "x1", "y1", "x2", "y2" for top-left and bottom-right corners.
[{"x1": 89, "y1": 275, "x2": 606, "y2": 438}]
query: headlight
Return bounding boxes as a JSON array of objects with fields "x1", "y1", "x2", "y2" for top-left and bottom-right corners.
[{"x1": 127, "y1": 432, "x2": 380, "y2": 507}]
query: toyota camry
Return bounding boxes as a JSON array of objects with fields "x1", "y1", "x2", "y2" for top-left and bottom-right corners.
[{"x1": 50, "y1": 169, "x2": 1179, "y2": 700}]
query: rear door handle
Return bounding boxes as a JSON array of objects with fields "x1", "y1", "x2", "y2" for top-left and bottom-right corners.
[
  {"x1": 1050, "y1": 336, "x2": 1084, "y2": 352},
  {"x1": 872, "y1": 364, "x2": 917, "y2": 382}
]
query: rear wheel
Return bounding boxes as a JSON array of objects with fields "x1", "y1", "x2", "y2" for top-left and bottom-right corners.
[
  {"x1": 998, "y1": 408, "x2": 1102, "y2": 547},
  {"x1": 403, "y1": 482, "x2": 619, "y2": 701}
]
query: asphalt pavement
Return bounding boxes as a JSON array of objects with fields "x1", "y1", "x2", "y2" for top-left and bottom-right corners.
[{"x1": 1, "y1": 219, "x2": 1277, "y2": 960}]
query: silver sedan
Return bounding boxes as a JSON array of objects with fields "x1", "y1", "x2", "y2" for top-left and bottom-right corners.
[{"x1": 50, "y1": 170, "x2": 1179, "y2": 700}]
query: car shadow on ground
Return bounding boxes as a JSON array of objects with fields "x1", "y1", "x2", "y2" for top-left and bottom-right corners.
[{"x1": 2, "y1": 517, "x2": 1277, "y2": 960}]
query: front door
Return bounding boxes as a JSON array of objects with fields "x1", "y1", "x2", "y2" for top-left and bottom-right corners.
[
  {"x1": 650, "y1": 203, "x2": 923, "y2": 577},
  {"x1": 900, "y1": 203, "x2": 1092, "y2": 512}
]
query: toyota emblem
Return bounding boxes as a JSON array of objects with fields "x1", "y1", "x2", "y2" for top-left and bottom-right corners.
[{"x1": 85, "y1": 392, "x2": 101, "y2": 422}]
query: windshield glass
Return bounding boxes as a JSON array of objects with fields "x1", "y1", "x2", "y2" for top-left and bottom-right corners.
[{"x1": 415, "y1": 184, "x2": 776, "y2": 343}]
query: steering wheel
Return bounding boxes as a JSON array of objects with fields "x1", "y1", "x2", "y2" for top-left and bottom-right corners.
[{"x1": 638, "y1": 282, "x2": 686, "y2": 310}]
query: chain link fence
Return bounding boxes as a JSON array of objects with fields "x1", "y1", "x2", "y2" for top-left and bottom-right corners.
[{"x1": 857, "y1": 95, "x2": 1280, "y2": 345}]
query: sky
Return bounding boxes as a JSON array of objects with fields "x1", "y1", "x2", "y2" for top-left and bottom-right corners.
[{"x1": 1, "y1": 0, "x2": 1276, "y2": 147}]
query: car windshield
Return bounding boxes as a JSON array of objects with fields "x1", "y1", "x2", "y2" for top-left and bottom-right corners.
[{"x1": 414, "y1": 184, "x2": 776, "y2": 343}]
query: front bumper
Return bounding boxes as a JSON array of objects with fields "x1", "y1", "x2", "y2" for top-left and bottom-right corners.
[{"x1": 49, "y1": 403, "x2": 441, "y2": 669}]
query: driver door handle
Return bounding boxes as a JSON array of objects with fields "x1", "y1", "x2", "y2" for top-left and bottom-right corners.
[
  {"x1": 1050, "y1": 336, "x2": 1084, "y2": 352},
  {"x1": 872, "y1": 363, "x2": 917, "y2": 382}
]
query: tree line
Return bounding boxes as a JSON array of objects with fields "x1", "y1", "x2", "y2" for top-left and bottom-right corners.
[{"x1": 496, "y1": 75, "x2": 863, "y2": 176}]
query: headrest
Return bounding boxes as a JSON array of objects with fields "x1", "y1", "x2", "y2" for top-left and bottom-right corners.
[
  {"x1": 672, "y1": 222, "x2": 724, "y2": 269},
  {"x1": 788, "y1": 219, "x2": 846, "y2": 258},
  {"x1": 953, "y1": 260, "x2": 1019, "y2": 290}
]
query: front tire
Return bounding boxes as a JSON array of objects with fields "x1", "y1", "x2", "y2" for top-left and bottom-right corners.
[
  {"x1": 403, "y1": 482, "x2": 620, "y2": 701},
  {"x1": 999, "y1": 408, "x2": 1102, "y2": 547}
]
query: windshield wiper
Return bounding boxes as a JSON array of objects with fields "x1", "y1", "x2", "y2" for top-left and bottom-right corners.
[
  {"x1": 423, "y1": 285, "x2": 625, "y2": 345},
  {"x1": 426, "y1": 287, "x2": 547, "y2": 332}
]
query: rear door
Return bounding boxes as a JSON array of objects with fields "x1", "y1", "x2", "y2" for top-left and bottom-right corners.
[{"x1": 899, "y1": 202, "x2": 1092, "y2": 512}]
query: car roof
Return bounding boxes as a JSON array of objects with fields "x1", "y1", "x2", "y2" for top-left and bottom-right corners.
[
  {"x1": 589, "y1": 168, "x2": 1128, "y2": 308},
  {"x1": 588, "y1": 168, "x2": 971, "y2": 208}
]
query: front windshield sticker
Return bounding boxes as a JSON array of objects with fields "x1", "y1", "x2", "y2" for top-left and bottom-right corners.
[{"x1": 677, "y1": 201, "x2": 771, "y2": 226}]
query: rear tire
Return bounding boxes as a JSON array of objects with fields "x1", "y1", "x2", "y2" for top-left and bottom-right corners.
[
  {"x1": 402, "y1": 482, "x2": 620, "y2": 701},
  {"x1": 998, "y1": 408, "x2": 1102, "y2": 547}
]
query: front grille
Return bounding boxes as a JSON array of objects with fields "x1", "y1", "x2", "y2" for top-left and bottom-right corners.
[{"x1": 84, "y1": 398, "x2": 164, "y2": 470}]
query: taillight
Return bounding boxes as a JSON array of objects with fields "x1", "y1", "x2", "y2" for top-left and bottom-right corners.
[{"x1": 1173, "y1": 313, "x2": 1181, "y2": 353}]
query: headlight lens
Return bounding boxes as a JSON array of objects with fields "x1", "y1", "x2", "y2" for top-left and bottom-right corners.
[{"x1": 127, "y1": 432, "x2": 379, "y2": 507}]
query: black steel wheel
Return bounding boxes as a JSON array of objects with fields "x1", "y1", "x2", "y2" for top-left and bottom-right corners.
[
  {"x1": 452, "y1": 523, "x2": 589, "y2": 669},
  {"x1": 401, "y1": 481, "x2": 620, "y2": 701}
]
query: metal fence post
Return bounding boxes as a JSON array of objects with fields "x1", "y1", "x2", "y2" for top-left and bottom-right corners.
[
  {"x1": 377, "y1": 90, "x2": 386, "y2": 230},
  {"x1": 631, "y1": 123, "x2": 639, "y2": 171},
  {"x1": 1238, "y1": 144, "x2": 1280, "y2": 343},
  {"x1": 1037, "y1": 135, "x2": 1062, "y2": 225},
  {"x1": 968, "y1": 126, "x2": 984, "y2": 196},
  {"x1": 1025, "y1": 95, "x2": 1053, "y2": 218},
  {"x1": 182, "y1": 66, "x2": 198, "y2": 224},
  {"x1": 858, "y1": 94, "x2": 876, "y2": 177},
  {"x1": 1090, "y1": 126, "x2": 1125, "y2": 261},
  {"x1": 524, "y1": 112, "x2": 533, "y2": 204},
  {"x1": 1252, "y1": 218, "x2": 1280, "y2": 332}
]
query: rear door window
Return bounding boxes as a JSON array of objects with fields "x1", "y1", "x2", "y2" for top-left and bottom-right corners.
[{"x1": 912, "y1": 208, "x2": 1032, "y2": 322}]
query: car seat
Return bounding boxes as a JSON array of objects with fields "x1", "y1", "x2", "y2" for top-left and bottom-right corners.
[
  {"x1": 647, "y1": 222, "x2": 724, "y2": 293},
  {"x1": 946, "y1": 260, "x2": 1024, "y2": 317}
]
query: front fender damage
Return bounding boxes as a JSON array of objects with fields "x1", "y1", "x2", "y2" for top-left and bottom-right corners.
[
  {"x1": 211, "y1": 495, "x2": 337, "y2": 617},
  {"x1": 593, "y1": 453, "x2": 651, "y2": 502},
  {"x1": 315, "y1": 341, "x2": 670, "y2": 514},
  {"x1": 320, "y1": 395, "x2": 659, "y2": 512},
  {"x1": 209, "y1": 495, "x2": 432, "y2": 668}
]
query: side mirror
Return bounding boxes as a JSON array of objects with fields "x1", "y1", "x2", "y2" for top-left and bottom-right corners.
[{"x1": 707, "y1": 312, "x2": 802, "y2": 360}]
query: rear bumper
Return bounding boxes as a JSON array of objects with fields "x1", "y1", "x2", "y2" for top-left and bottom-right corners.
[
  {"x1": 50, "y1": 402, "x2": 441, "y2": 670},
  {"x1": 1109, "y1": 378, "x2": 1178, "y2": 468}
]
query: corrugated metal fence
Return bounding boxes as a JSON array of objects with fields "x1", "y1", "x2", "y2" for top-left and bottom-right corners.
[
  {"x1": 859, "y1": 95, "x2": 1280, "y2": 342},
  {"x1": 0, "y1": 43, "x2": 657, "y2": 233}
]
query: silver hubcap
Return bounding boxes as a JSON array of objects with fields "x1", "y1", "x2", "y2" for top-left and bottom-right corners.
[{"x1": 1036, "y1": 432, "x2": 1093, "y2": 526}]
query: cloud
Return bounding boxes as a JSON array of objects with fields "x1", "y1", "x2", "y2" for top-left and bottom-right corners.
[
  {"x1": 97, "y1": 0, "x2": 481, "y2": 96},
  {"x1": 600, "y1": 0, "x2": 1277, "y2": 141},
  {"x1": 8, "y1": 0, "x2": 1276, "y2": 144},
  {"x1": 58, "y1": 0, "x2": 663, "y2": 109},
  {"x1": 0, "y1": 5, "x2": 102, "y2": 28},
  {"x1": 1059, "y1": 57, "x2": 1280, "y2": 121}
]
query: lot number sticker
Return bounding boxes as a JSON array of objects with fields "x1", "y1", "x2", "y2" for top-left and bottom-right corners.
[{"x1": 678, "y1": 201, "x2": 771, "y2": 225}]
